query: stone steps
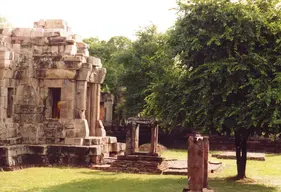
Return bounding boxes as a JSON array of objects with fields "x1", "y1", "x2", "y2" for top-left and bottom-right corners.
[{"x1": 63, "y1": 136, "x2": 126, "y2": 157}]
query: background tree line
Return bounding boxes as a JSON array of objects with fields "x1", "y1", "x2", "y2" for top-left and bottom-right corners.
[{"x1": 84, "y1": 0, "x2": 281, "y2": 179}]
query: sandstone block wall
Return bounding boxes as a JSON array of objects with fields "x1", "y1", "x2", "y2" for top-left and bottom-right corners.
[{"x1": 0, "y1": 19, "x2": 106, "y2": 145}]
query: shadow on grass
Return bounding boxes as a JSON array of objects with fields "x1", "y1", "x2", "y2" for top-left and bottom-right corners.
[
  {"x1": 23, "y1": 170, "x2": 279, "y2": 192},
  {"x1": 209, "y1": 177, "x2": 278, "y2": 192}
]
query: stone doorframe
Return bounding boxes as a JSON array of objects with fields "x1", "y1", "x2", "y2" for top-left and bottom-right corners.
[{"x1": 125, "y1": 117, "x2": 159, "y2": 156}]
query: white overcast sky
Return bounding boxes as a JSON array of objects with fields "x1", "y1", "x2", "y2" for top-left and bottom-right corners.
[{"x1": 0, "y1": 0, "x2": 178, "y2": 40}]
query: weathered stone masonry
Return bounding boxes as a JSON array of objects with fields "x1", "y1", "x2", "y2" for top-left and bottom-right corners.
[{"x1": 0, "y1": 19, "x2": 125, "y2": 169}]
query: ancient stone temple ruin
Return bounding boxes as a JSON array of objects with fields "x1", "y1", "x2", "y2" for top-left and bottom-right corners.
[{"x1": 0, "y1": 19, "x2": 125, "y2": 170}]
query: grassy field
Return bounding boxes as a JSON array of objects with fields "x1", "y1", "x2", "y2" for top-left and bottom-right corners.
[{"x1": 0, "y1": 150, "x2": 280, "y2": 192}]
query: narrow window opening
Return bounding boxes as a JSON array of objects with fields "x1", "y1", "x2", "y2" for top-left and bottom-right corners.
[
  {"x1": 7, "y1": 88, "x2": 13, "y2": 118},
  {"x1": 49, "y1": 88, "x2": 61, "y2": 118}
]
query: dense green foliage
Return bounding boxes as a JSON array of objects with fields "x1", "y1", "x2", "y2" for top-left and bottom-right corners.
[
  {"x1": 84, "y1": 36, "x2": 131, "y2": 95},
  {"x1": 120, "y1": 26, "x2": 173, "y2": 117},
  {"x1": 144, "y1": 0, "x2": 281, "y2": 178},
  {"x1": 85, "y1": 26, "x2": 173, "y2": 118},
  {"x1": 148, "y1": 0, "x2": 281, "y2": 134}
]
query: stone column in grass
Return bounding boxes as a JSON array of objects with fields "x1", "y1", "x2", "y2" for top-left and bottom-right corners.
[
  {"x1": 183, "y1": 135, "x2": 214, "y2": 192},
  {"x1": 187, "y1": 135, "x2": 204, "y2": 191}
]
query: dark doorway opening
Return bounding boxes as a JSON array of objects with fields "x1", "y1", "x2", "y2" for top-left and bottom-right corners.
[
  {"x1": 49, "y1": 88, "x2": 61, "y2": 118},
  {"x1": 7, "y1": 88, "x2": 14, "y2": 118}
]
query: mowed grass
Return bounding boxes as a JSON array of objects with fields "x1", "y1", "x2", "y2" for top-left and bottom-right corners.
[
  {"x1": 162, "y1": 150, "x2": 281, "y2": 191},
  {"x1": 0, "y1": 150, "x2": 280, "y2": 192}
]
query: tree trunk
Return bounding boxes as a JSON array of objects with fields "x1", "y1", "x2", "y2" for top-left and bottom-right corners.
[{"x1": 235, "y1": 130, "x2": 249, "y2": 179}]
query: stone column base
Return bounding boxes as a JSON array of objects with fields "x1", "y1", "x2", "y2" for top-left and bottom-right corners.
[{"x1": 95, "y1": 120, "x2": 106, "y2": 137}]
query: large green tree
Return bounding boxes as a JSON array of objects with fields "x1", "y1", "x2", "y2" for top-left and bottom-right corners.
[
  {"x1": 120, "y1": 25, "x2": 174, "y2": 117},
  {"x1": 146, "y1": 0, "x2": 281, "y2": 179}
]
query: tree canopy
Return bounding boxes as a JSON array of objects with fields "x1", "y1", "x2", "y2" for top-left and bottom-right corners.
[
  {"x1": 85, "y1": 26, "x2": 173, "y2": 119},
  {"x1": 84, "y1": 36, "x2": 131, "y2": 95},
  {"x1": 145, "y1": 0, "x2": 281, "y2": 179},
  {"x1": 120, "y1": 25, "x2": 174, "y2": 117}
]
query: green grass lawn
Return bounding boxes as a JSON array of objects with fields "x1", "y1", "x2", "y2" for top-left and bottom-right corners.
[{"x1": 0, "y1": 150, "x2": 280, "y2": 192}]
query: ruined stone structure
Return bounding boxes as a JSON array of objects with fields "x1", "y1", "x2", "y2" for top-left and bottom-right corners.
[
  {"x1": 125, "y1": 117, "x2": 159, "y2": 155},
  {"x1": 101, "y1": 117, "x2": 168, "y2": 174},
  {"x1": 0, "y1": 19, "x2": 125, "y2": 169}
]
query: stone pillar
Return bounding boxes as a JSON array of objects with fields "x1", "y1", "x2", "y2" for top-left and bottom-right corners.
[
  {"x1": 92, "y1": 83, "x2": 98, "y2": 135},
  {"x1": 125, "y1": 122, "x2": 139, "y2": 155},
  {"x1": 184, "y1": 135, "x2": 213, "y2": 192},
  {"x1": 88, "y1": 66, "x2": 106, "y2": 137},
  {"x1": 133, "y1": 124, "x2": 139, "y2": 153},
  {"x1": 125, "y1": 122, "x2": 133, "y2": 155},
  {"x1": 187, "y1": 136, "x2": 204, "y2": 191},
  {"x1": 76, "y1": 81, "x2": 87, "y2": 119},
  {"x1": 150, "y1": 124, "x2": 158, "y2": 155},
  {"x1": 86, "y1": 84, "x2": 92, "y2": 133},
  {"x1": 89, "y1": 83, "x2": 105, "y2": 137},
  {"x1": 94, "y1": 83, "x2": 106, "y2": 137},
  {"x1": 89, "y1": 83, "x2": 96, "y2": 136}
]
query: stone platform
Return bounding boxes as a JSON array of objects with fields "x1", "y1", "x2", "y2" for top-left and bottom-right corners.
[
  {"x1": 212, "y1": 151, "x2": 266, "y2": 161},
  {"x1": 92, "y1": 154, "x2": 169, "y2": 174},
  {"x1": 0, "y1": 136, "x2": 126, "y2": 171}
]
